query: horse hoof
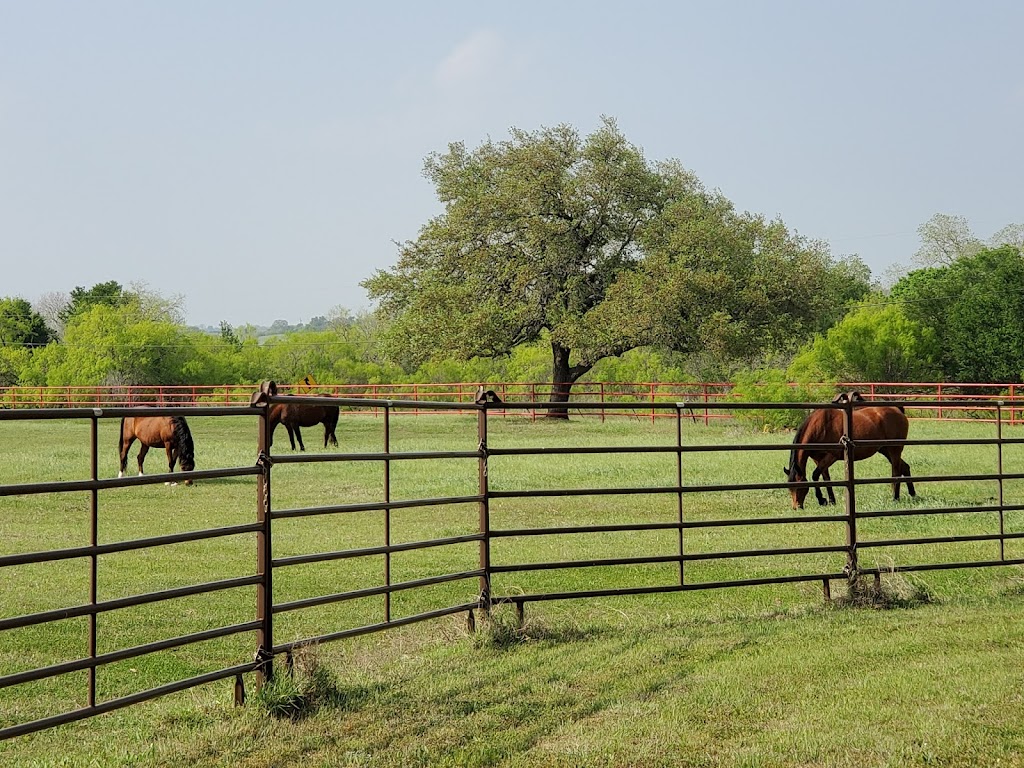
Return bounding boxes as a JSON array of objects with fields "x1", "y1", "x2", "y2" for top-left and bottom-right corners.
[{"x1": 118, "y1": 471, "x2": 124, "y2": 478}]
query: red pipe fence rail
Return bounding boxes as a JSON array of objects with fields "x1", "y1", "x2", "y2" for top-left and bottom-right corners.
[
  {"x1": 1, "y1": 381, "x2": 1022, "y2": 424},
  {"x1": 3, "y1": 392, "x2": 1024, "y2": 739}
]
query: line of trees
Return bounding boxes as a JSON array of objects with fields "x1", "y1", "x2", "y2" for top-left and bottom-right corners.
[{"x1": 2, "y1": 122, "x2": 1023, "y2": 396}]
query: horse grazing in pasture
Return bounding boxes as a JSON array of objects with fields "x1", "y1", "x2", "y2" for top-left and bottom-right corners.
[
  {"x1": 118, "y1": 415, "x2": 195, "y2": 485},
  {"x1": 269, "y1": 396, "x2": 339, "y2": 451},
  {"x1": 783, "y1": 390, "x2": 914, "y2": 510}
]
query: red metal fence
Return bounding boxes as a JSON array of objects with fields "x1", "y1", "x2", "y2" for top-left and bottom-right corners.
[
  {"x1": 2, "y1": 381, "x2": 1023, "y2": 423},
  {"x1": 3, "y1": 393, "x2": 1024, "y2": 739}
]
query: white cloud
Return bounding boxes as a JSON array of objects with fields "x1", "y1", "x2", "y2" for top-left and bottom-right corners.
[{"x1": 433, "y1": 29, "x2": 505, "y2": 90}]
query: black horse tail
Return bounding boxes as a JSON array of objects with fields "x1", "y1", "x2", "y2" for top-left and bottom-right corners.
[
  {"x1": 117, "y1": 417, "x2": 125, "y2": 454},
  {"x1": 171, "y1": 416, "x2": 195, "y2": 471}
]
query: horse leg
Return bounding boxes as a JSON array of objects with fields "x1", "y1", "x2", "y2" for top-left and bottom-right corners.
[
  {"x1": 902, "y1": 460, "x2": 916, "y2": 497},
  {"x1": 164, "y1": 444, "x2": 178, "y2": 485},
  {"x1": 136, "y1": 444, "x2": 150, "y2": 476},
  {"x1": 118, "y1": 436, "x2": 135, "y2": 478},
  {"x1": 812, "y1": 465, "x2": 836, "y2": 505},
  {"x1": 811, "y1": 457, "x2": 838, "y2": 505},
  {"x1": 295, "y1": 426, "x2": 306, "y2": 451},
  {"x1": 884, "y1": 449, "x2": 916, "y2": 501},
  {"x1": 285, "y1": 425, "x2": 297, "y2": 451}
]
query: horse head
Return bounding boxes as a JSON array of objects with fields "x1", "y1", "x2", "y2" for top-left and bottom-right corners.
[
  {"x1": 475, "y1": 387, "x2": 503, "y2": 405},
  {"x1": 783, "y1": 463, "x2": 809, "y2": 510}
]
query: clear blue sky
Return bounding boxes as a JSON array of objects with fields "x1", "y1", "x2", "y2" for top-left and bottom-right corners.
[{"x1": 2, "y1": 1, "x2": 1021, "y2": 328}]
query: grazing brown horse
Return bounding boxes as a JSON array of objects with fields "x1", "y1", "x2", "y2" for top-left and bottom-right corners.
[
  {"x1": 269, "y1": 397, "x2": 339, "y2": 451},
  {"x1": 118, "y1": 415, "x2": 195, "y2": 485},
  {"x1": 784, "y1": 391, "x2": 914, "y2": 509}
]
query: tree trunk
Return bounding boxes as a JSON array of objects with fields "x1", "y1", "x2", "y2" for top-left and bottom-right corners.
[{"x1": 546, "y1": 341, "x2": 591, "y2": 419}]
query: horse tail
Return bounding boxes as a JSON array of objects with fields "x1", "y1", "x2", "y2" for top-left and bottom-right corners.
[
  {"x1": 118, "y1": 417, "x2": 126, "y2": 453},
  {"x1": 171, "y1": 416, "x2": 195, "y2": 471},
  {"x1": 327, "y1": 405, "x2": 340, "y2": 446}
]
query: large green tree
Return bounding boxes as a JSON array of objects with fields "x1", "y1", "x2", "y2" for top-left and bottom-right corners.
[
  {"x1": 40, "y1": 303, "x2": 197, "y2": 386},
  {"x1": 363, "y1": 118, "x2": 694, "y2": 413},
  {"x1": 364, "y1": 119, "x2": 871, "y2": 413},
  {"x1": 892, "y1": 245, "x2": 1024, "y2": 382},
  {"x1": 0, "y1": 297, "x2": 53, "y2": 348},
  {"x1": 58, "y1": 280, "x2": 134, "y2": 324}
]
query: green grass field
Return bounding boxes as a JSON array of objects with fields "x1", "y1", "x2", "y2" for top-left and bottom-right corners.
[{"x1": 3, "y1": 412, "x2": 1024, "y2": 767}]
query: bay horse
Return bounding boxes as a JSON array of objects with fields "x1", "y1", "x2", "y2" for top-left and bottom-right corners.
[
  {"x1": 269, "y1": 396, "x2": 339, "y2": 451},
  {"x1": 784, "y1": 391, "x2": 914, "y2": 509},
  {"x1": 118, "y1": 415, "x2": 195, "y2": 485}
]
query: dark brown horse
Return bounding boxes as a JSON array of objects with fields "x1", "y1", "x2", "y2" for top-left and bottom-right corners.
[
  {"x1": 269, "y1": 397, "x2": 339, "y2": 451},
  {"x1": 118, "y1": 415, "x2": 195, "y2": 485},
  {"x1": 784, "y1": 391, "x2": 914, "y2": 509}
]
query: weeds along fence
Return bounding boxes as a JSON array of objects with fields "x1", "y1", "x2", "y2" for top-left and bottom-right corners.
[
  {"x1": 3, "y1": 394, "x2": 1024, "y2": 739},
  {"x1": 2, "y1": 381, "x2": 1024, "y2": 424}
]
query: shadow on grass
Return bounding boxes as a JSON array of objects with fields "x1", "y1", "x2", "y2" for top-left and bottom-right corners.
[{"x1": 473, "y1": 611, "x2": 614, "y2": 650}]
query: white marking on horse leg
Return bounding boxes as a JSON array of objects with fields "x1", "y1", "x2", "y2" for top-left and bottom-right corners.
[{"x1": 118, "y1": 470, "x2": 124, "y2": 478}]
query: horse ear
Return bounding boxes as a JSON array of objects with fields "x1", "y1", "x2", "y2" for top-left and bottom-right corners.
[{"x1": 250, "y1": 379, "x2": 279, "y2": 407}]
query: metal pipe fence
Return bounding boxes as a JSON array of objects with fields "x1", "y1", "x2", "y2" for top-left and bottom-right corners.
[{"x1": 2, "y1": 393, "x2": 1024, "y2": 739}]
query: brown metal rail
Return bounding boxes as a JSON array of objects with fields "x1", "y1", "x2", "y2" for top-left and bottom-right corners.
[
  {"x1": 3, "y1": 393, "x2": 1024, "y2": 740},
  {"x1": 0, "y1": 406, "x2": 263, "y2": 740}
]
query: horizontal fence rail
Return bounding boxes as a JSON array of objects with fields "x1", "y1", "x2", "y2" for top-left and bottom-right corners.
[
  {"x1": 3, "y1": 391, "x2": 1024, "y2": 739},
  {"x1": 2, "y1": 381, "x2": 1023, "y2": 424}
]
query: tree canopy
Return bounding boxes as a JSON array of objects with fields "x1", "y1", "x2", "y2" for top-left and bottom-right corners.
[
  {"x1": 787, "y1": 302, "x2": 941, "y2": 383},
  {"x1": 364, "y1": 119, "x2": 870, "y2": 411},
  {"x1": 0, "y1": 297, "x2": 53, "y2": 348},
  {"x1": 892, "y1": 245, "x2": 1024, "y2": 382}
]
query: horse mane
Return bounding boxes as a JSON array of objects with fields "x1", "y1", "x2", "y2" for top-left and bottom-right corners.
[{"x1": 171, "y1": 416, "x2": 195, "y2": 471}]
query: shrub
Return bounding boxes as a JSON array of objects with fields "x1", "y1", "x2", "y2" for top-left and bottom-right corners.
[{"x1": 730, "y1": 368, "x2": 835, "y2": 431}]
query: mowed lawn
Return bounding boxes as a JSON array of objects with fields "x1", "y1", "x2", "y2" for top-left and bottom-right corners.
[{"x1": 3, "y1": 410, "x2": 1024, "y2": 767}]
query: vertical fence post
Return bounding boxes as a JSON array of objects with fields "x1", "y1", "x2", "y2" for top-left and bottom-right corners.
[
  {"x1": 477, "y1": 402, "x2": 491, "y2": 619},
  {"x1": 600, "y1": 382, "x2": 606, "y2": 424},
  {"x1": 384, "y1": 406, "x2": 392, "y2": 622},
  {"x1": 675, "y1": 405, "x2": 685, "y2": 587},
  {"x1": 255, "y1": 404, "x2": 274, "y2": 688},
  {"x1": 842, "y1": 400, "x2": 858, "y2": 582},
  {"x1": 88, "y1": 412, "x2": 99, "y2": 708},
  {"x1": 997, "y1": 402, "x2": 1005, "y2": 561}
]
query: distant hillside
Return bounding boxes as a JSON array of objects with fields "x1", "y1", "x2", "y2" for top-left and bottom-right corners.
[{"x1": 192, "y1": 316, "x2": 332, "y2": 337}]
